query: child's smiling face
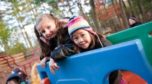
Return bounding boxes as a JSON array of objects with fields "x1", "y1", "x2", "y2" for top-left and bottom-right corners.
[
  {"x1": 37, "y1": 17, "x2": 57, "y2": 40},
  {"x1": 72, "y1": 29, "x2": 92, "y2": 49}
]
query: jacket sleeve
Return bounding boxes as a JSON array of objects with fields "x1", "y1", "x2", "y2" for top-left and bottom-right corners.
[
  {"x1": 51, "y1": 44, "x2": 76, "y2": 61},
  {"x1": 50, "y1": 28, "x2": 77, "y2": 61}
]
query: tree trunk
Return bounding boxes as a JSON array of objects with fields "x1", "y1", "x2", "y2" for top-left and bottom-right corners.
[
  {"x1": 3, "y1": 40, "x2": 9, "y2": 52},
  {"x1": 89, "y1": 0, "x2": 100, "y2": 31},
  {"x1": 77, "y1": 1, "x2": 90, "y2": 24},
  {"x1": 119, "y1": 0, "x2": 129, "y2": 28},
  {"x1": 11, "y1": 1, "x2": 32, "y2": 48},
  {"x1": 66, "y1": 0, "x2": 74, "y2": 15},
  {"x1": 137, "y1": 0, "x2": 144, "y2": 21},
  {"x1": 127, "y1": 0, "x2": 135, "y2": 16},
  {"x1": 112, "y1": 0, "x2": 124, "y2": 30},
  {"x1": 23, "y1": 25, "x2": 33, "y2": 48}
]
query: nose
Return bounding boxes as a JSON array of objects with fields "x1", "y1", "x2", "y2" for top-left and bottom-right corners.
[
  {"x1": 45, "y1": 29, "x2": 52, "y2": 37},
  {"x1": 78, "y1": 38, "x2": 84, "y2": 43},
  {"x1": 45, "y1": 30, "x2": 50, "y2": 35}
]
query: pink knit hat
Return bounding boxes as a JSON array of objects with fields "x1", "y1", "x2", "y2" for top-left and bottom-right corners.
[{"x1": 67, "y1": 16, "x2": 96, "y2": 38}]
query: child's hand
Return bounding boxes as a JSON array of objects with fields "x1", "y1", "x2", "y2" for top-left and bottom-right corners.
[
  {"x1": 40, "y1": 57, "x2": 49, "y2": 67},
  {"x1": 49, "y1": 58, "x2": 59, "y2": 74}
]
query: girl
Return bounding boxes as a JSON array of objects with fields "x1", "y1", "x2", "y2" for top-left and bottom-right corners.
[
  {"x1": 67, "y1": 16, "x2": 119, "y2": 84},
  {"x1": 34, "y1": 13, "x2": 76, "y2": 73},
  {"x1": 68, "y1": 16, "x2": 146, "y2": 84},
  {"x1": 67, "y1": 16, "x2": 110, "y2": 53}
]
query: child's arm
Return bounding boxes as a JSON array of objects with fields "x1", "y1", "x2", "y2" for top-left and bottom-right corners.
[
  {"x1": 40, "y1": 57, "x2": 59, "y2": 74},
  {"x1": 49, "y1": 58, "x2": 59, "y2": 74}
]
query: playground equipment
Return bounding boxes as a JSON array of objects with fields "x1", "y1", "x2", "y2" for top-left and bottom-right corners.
[
  {"x1": 37, "y1": 39, "x2": 152, "y2": 84},
  {"x1": 107, "y1": 21, "x2": 152, "y2": 65}
]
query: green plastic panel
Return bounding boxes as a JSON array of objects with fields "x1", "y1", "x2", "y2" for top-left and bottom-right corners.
[{"x1": 107, "y1": 21, "x2": 152, "y2": 65}]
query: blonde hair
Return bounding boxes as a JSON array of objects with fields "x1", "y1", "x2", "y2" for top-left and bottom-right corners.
[
  {"x1": 35, "y1": 13, "x2": 67, "y2": 33},
  {"x1": 31, "y1": 63, "x2": 41, "y2": 84}
]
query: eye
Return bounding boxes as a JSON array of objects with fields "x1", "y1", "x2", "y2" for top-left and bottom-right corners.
[
  {"x1": 73, "y1": 36, "x2": 78, "y2": 41},
  {"x1": 41, "y1": 30, "x2": 45, "y2": 34},
  {"x1": 47, "y1": 26, "x2": 51, "y2": 29},
  {"x1": 81, "y1": 33, "x2": 85, "y2": 37}
]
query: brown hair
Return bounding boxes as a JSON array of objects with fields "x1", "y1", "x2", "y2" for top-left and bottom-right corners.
[{"x1": 87, "y1": 33, "x2": 105, "y2": 49}]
